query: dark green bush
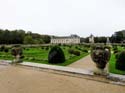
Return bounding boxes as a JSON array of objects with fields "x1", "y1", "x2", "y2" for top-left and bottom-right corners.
[
  {"x1": 114, "y1": 50, "x2": 119, "y2": 54},
  {"x1": 75, "y1": 46, "x2": 78, "y2": 49},
  {"x1": 26, "y1": 48, "x2": 29, "y2": 50},
  {"x1": 48, "y1": 46, "x2": 65, "y2": 64},
  {"x1": 68, "y1": 49, "x2": 80, "y2": 56},
  {"x1": 68, "y1": 49, "x2": 74, "y2": 54},
  {"x1": 45, "y1": 47, "x2": 49, "y2": 50},
  {"x1": 73, "y1": 50, "x2": 80, "y2": 56},
  {"x1": 116, "y1": 51, "x2": 125, "y2": 71},
  {"x1": 113, "y1": 46, "x2": 118, "y2": 51},
  {"x1": 82, "y1": 49, "x2": 88, "y2": 53},
  {"x1": 4, "y1": 48, "x2": 9, "y2": 53},
  {"x1": 41, "y1": 47, "x2": 44, "y2": 49},
  {"x1": 0, "y1": 45, "x2": 5, "y2": 52}
]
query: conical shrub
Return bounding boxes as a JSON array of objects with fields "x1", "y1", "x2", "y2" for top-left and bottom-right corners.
[
  {"x1": 116, "y1": 51, "x2": 125, "y2": 71},
  {"x1": 48, "y1": 46, "x2": 65, "y2": 64}
]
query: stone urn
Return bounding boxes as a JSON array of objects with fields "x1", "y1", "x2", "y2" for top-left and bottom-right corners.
[
  {"x1": 11, "y1": 46, "x2": 23, "y2": 63},
  {"x1": 91, "y1": 45, "x2": 111, "y2": 75}
]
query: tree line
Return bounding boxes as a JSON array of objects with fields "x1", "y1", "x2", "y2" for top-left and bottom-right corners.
[
  {"x1": 0, "y1": 29, "x2": 50, "y2": 44},
  {"x1": 0, "y1": 29, "x2": 125, "y2": 44},
  {"x1": 82, "y1": 30, "x2": 125, "y2": 43}
]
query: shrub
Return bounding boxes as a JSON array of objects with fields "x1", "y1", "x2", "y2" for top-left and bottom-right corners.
[
  {"x1": 115, "y1": 51, "x2": 125, "y2": 71},
  {"x1": 75, "y1": 46, "x2": 78, "y2": 49},
  {"x1": 68, "y1": 49, "x2": 74, "y2": 54},
  {"x1": 41, "y1": 47, "x2": 44, "y2": 49},
  {"x1": 73, "y1": 50, "x2": 80, "y2": 56},
  {"x1": 113, "y1": 46, "x2": 118, "y2": 51},
  {"x1": 26, "y1": 48, "x2": 29, "y2": 51},
  {"x1": 45, "y1": 47, "x2": 49, "y2": 50},
  {"x1": 0, "y1": 45, "x2": 5, "y2": 52},
  {"x1": 48, "y1": 46, "x2": 65, "y2": 64},
  {"x1": 84, "y1": 44, "x2": 90, "y2": 48},
  {"x1": 82, "y1": 49, "x2": 88, "y2": 53},
  {"x1": 68, "y1": 49, "x2": 80, "y2": 56},
  {"x1": 4, "y1": 48, "x2": 9, "y2": 53},
  {"x1": 114, "y1": 50, "x2": 119, "y2": 54}
]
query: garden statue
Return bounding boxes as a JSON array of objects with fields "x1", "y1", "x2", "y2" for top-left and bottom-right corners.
[
  {"x1": 91, "y1": 45, "x2": 111, "y2": 75},
  {"x1": 11, "y1": 45, "x2": 23, "y2": 63}
]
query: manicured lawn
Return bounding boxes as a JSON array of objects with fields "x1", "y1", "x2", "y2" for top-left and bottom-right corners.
[
  {"x1": 109, "y1": 46, "x2": 125, "y2": 75},
  {"x1": 0, "y1": 45, "x2": 89, "y2": 66}
]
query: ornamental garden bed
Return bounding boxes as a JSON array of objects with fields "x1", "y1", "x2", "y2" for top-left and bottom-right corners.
[
  {"x1": 0, "y1": 45, "x2": 89, "y2": 66},
  {"x1": 109, "y1": 45, "x2": 125, "y2": 75}
]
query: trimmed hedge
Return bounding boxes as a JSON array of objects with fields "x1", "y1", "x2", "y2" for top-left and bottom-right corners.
[
  {"x1": 68, "y1": 49, "x2": 80, "y2": 56},
  {"x1": 48, "y1": 46, "x2": 65, "y2": 64},
  {"x1": 116, "y1": 51, "x2": 125, "y2": 71}
]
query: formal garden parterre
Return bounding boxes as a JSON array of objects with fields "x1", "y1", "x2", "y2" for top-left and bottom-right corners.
[
  {"x1": 0, "y1": 44, "x2": 125, "y2": 75},
  {"x1": 0, "y1": 44, "x2": 89, "y2": 66}
]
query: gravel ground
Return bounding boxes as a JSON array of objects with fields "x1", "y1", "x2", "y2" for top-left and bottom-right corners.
[{"x1": 0, "y1": 65, "x2": 124, "y2": 93}]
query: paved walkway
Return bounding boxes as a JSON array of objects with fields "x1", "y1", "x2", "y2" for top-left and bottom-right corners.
[
  {"x1": 0, "y1": 65, "x2": 125, "y2": 93},
  {"x1": 68, "y1": 55, "x2": 96, "y2": 70}
]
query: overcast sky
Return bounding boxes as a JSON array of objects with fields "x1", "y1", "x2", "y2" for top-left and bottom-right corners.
[{"x1": 0, "y1": 0, "x2": 125, "y2": 37}]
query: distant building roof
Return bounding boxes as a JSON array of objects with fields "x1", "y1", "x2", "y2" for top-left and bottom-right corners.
[{"x1": 51, "y1": 34, "x2": 80, "y2": 39}]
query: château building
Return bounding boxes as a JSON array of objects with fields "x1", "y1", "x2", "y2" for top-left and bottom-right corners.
[{"x1": 51, "y1": 34, "x2": 80, "y2": 44}]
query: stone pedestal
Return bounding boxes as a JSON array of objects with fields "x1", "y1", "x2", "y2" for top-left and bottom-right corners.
[
  {"x1": 12, "y1": 55, "x2": 23, "y2": 63},
  {"x1": 93, "y1": 67, "x2": 108, "y2": 76},
  {"x1": 11, "y1": 46, "x2": 23, "y2": 64}
]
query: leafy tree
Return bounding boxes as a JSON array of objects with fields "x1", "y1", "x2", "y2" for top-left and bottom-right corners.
[
  {"x1": 111, "y1": 30, "x2": 125, "y2": 43},
  {"x1": 23, "y1": 35, "x2": 34, "y2": 44}
]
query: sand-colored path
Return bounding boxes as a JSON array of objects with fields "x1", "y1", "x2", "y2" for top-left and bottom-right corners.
[
  {"x1": 0, "y1": 65, "x2": 125, "y2": 93},
  {"x1": 68, "y1": 55, "x2": 96, "y2": 70}
]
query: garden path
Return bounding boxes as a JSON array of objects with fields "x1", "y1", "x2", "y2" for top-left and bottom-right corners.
[{"x1": 68, "y1": 55, "x2": 96, "y2": 70}]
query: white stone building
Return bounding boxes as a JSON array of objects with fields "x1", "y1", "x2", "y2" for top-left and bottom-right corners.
[{"x1": 51, "y1": 35, "x2": 80, "y2": 44}]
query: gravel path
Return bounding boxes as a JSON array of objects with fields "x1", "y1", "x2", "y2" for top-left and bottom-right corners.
[
  {"x1": 68, "y1": 55, "x2": 96, "y2": 70},
  {"x1": 0, "y1": 66, "x2": 125, "y2": 93}
]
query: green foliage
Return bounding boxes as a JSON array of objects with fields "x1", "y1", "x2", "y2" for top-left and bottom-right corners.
[
  {"x1": 23, "y1": 35, "x2": 34, "y2": 44},
  {"x1": 68, "y1": 49, "x2": 80, "y2": 56},
  {"x1": 0, "y1": 45, "x2": 88, "y2": 66},
  {"x1": 4, "y1": 48, "x2": 9, "y2": 53},
  {"x1": 111, "y1": 30, "x2": 125, "y2": 43},
  {"x1": 45, "y1": 46, "x2": 49, "y2": 50},
  {"x1": 48, "y1": 46, "x2": 65, "y2": 64},
  {"x1": 82, "y1": 49, "x2": 88, "y2": 53},
  {"x1": 113, "y1": 46, "x2": 118, "y2": 51},
  {"x1": 0, "y1": 45, "x2": 5, "y2": 52},
  {"x1": 115, "y1": 51, "x2": 125, "y2": 71},
  {"x1": 0, "y1": 29, "x2": 51, "y2": 44},
  {"x1": 73, "y1": 50, "x2": 80, "y2": 56},
  {"x1": 109, "y1": 54, "x2": 125, "y2": 75},
  {"x1": 0, "y1": 45, "x2": 9, "y2": 53},
  {"x1": 68, "y1": 49, "x2": 74, "y2": 54},
  {"x1": 94, "y1": 36, "x2": 107, "y2": 43}
]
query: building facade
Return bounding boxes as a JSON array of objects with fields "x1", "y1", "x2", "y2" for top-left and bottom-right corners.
[{"x1": 51, "y1": 35, "x2": 80, "y2": 44}]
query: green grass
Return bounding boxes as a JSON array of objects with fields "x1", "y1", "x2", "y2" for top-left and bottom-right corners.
[
  {"x1": 0, "y1": 45, "x2": 89, "y2": 66},
  {"x1": 109, "y1": 46, "x2": 125, "y2": 75},
  {"x1": 55, "y1": 53, "x2": 88, "y2": 66}
]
